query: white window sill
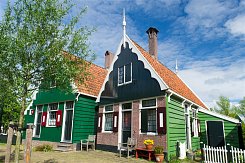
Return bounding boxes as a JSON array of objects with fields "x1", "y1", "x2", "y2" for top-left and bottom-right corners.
[
  {"x1": 117, "y1": 81, "x2": 132, "y2": 87},
  {"x1": 140, "y1": 132, "x2": 158, "y2": 136},
  {"x1": 102, "y1": 131, "x2": 113, "y2": 133}
]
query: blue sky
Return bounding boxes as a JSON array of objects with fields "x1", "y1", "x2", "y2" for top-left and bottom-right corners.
[{"x1": 0, "y1": 0, "x2": 244, "y2": 108}]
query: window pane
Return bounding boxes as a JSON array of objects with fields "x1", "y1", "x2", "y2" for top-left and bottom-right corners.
[
  {"x1": 35, "y1": 112, "x2": 42, "y2": 136},
  {"x1": 49, "y1": 103, "x2": 58, "y2": 110},
  {"x1": 125, "y1": 63, "x2": 131, "y2": 82},
  {"x1": 122, "y1": 111, "x2": 131, "y2": 130},
  {"x1": 141, "y1": 109, "x2": 148, "y2": 133},
  {"x1": 118, "y1": 66, "x2": 124, "y2": 84},
  {"x1": 122, "y1": 103, "x2": 132, "y2": 110},
  {"x1": 148, "y1": 109, "x2": 156, "y2": 132},
  {"x1": 105, "y1": 105, "x2": 113, "y2": 112},
  {"x1": 48, "y1": 111, "x2": 56, "y2": 126},
  {"x1": 66, "y1": 101, "x2": 74, "y2": 109},
  {"x1": 35, "y1": 124, "x2": 41, "y2": 136},
  {"x1": 142, "y1": 99, "x2": 156, "y2": 107},
  {"x1": 104, "y1": 113, "x2": 113, "y2": 131},
  {"x1": 37, "y1": 105, "x2": 43, "y2": 111}
]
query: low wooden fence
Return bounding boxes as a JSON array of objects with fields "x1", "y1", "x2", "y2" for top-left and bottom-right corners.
[{"x1": 203, "y1": 144, "x2": 245, "y2": 163}]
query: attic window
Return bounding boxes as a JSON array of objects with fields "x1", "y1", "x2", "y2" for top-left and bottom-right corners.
[{"x1": 118, "y1": 63, "x2": 132, "y2": 86}]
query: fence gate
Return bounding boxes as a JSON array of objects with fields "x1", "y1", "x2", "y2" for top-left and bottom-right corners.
[{"x1": 203, "y1": 144, "x2": 245, "y2": 163}]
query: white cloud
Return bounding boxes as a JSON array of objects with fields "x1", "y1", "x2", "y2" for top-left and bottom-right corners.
[
  {"x1": 225, "y1": 14, "x2": 245, "y2": 37},
  {"x1": 179, "y1": 58, "x2": 245, "y2": 108},
  {"x1": 184, "y1": 0, "x2": 228, "y2": 28}
]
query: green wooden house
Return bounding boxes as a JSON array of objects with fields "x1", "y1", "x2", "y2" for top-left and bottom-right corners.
[
  {"x1": 24, "y1": 62, "x2": 107, "y2": 150},
  {"x1": 95, "y1": 26, "x2": 242, "y2": 160}
]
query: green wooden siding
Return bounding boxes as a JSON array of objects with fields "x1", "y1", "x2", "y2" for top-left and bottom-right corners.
[
  {"x1": 167, "y1": 96, "x2": 186, "y2": 159},
  {"x1": 24, "y1": 87, "x2": 98, "y2": 143},
  {"x1": 32, "y1": 103, "x2": 65, "y2": 142},
  {"x1": 191, "y1": 137, "x2": 200, "y2": 150},
  {"x1": 33, "y1": 88, "x2": 75, "y2": 105},
  {"x1": 199, "y1": 111, "x2": 239, "y2": 148},
  {"x1": 23, "y1": 109, "x2": 35, "y2": 138},
  {"x1": 72, "y1": 95, "x2": 97, "y2": 143},
  {"x1": 189, "y1": 109, "x2": 201, "y2": 151}
]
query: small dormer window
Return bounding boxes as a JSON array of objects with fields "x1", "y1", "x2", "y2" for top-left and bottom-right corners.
[{"x1": 118, "y1": 63, "x2": 132, "y2": 86}]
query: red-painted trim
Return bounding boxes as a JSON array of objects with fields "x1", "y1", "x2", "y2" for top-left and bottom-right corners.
[
  {"x1": 97, "y1": 113, "x2": 103, "y2": 132},
  {"x1": 157, "y1": 107, "x2": 166, "y2": 134},
  {"x1": 113, "y1": 112, "x2": 119, "y2": 132},
  {"x1": 41, "y1": 112, "x2": 47, "y2": 126},
  {"x1": 56, "y1": 110, "x2": 62, "y2": 127}
]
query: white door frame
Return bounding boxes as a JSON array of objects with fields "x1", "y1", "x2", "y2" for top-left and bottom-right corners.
[
  {"x1": 205, "y1": 120, "x2": 226, "y2": 147},
  {"x1": 61, "y1": 101, "x2": 74, "y2": 143},
  {"x1": 117, "y1": 102, "x2": 132, "y2": 149},
  {"x1": 185, "y1": 104, "x2": 192, "y2": 150}
]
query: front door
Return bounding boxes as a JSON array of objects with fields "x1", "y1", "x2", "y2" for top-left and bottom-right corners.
[
  {"x1": 207, "y1": 121, "x2": 225, "y2": 147},
  {"x1": 122, "y1": 111, "x2": 131, "y2": 143},
  {"x1": 62, "y1": 101, "x2": 74, "y2": 142}
]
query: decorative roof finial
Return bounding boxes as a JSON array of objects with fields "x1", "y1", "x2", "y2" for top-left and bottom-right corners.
[
  {"x1": 175, "y1": 59, "x2": 178, "y2": 74},
  {"x1": 123, "y1": 8, "x2": 126, "y2": 48}
]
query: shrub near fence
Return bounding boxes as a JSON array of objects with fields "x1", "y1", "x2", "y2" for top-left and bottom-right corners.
[{"x1": 203, "y1": 144, "x2": 245, "y2": 163}]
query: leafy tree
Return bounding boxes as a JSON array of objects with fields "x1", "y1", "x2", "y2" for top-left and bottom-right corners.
[
  {"x1": 213, "y1": 96, "x2": 237, "y2": 118},
  {"x1": 0, "y1": 0, "x2": 94, "y2": 162},
  {"x1": 235, "y1": 97, "x2": 245, "y2": 147},
  {"x1": 214, "y1": 96, "x2": 245, "y2": 147},
  {"x1": 0, "y1": 81, "x2": 21, "y2": 132},
  {"x1": 235, "y1": 97, "x2": 245, "y2": 117}
]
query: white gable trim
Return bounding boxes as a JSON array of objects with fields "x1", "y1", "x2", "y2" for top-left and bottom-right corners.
[
  {"x1": 96, "y1": 36, "x2": 169, "y2": 102},
  {"x1": 126, "y1": 35, "x2": 169, "y2": 90},
  {"x1": 199, "y1": 107, "x2": 240, "y2": 124},
  {"x1": 24, "y1": 89, "x2": 39, "y2": 115}
]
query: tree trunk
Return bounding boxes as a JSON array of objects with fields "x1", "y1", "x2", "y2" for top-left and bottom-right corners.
[
  {"x1": 5, "y1": 126, "x2": 14, "y2": 163},
  {"x1": 14, "y1": 96, "x2": 26, "y2": 163}
]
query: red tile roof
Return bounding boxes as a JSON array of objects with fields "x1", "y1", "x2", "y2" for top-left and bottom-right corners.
[
  {"x1": 63, "y1": 51, "x2": 107, "y2": 97},
  {"x1": 132, "y1": 41, "x2": 207, "y2": 109},
  {"x1": 76, "y1": 62, "x2": 107, "y2": 97}
]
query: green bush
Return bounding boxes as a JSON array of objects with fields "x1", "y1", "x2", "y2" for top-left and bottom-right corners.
[
  {"x1": 154, "y1": 146, "x2": 164, "y2": 154},
  {"x1": 34, "y1": 144, "x2": 53, "y2": 152}
]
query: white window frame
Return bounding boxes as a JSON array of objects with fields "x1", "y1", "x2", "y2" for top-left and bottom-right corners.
[
  {"x1": 140, "y1": 98, "x2": 157, "y2": 135},
  {"x1": 46, "y1": 103, "x2": 59, "y2": 127},
  {"x1": 102, "y1": 105, "x2": 114, "y2": 133},
  {"x1": 33, "y1": 105, "x2": 43, "y2": 138},
  {"x1": 118, "y1": 62, "x2": 132, "y2": 86},
  {"x1": 192, "y1": 109, "x2": 199, "y2": 137}
]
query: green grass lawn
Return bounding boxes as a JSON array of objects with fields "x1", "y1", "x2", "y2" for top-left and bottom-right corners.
[{"x1": 0, "y1": 143, "x2": 202, "y2": 163}]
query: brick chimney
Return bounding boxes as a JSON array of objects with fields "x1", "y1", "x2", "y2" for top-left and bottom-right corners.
[
  {"x1": 146, "y1": 27, "x2": 159, "y2": 60},
  {"x1": 104, "y1": 51, "x2": 114, "y2": 69}
]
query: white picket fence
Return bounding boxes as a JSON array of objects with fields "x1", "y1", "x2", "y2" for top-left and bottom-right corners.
[{"x1": 203, "y1": 144, "x2": 245, "y2": 163}]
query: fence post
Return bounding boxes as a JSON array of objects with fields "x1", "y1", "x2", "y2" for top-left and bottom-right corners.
[
  {"x1": 24, "y1": 123, "x2": 34, "y2": 163},
  {"x1": 200, "y1": 142, "x2": 205, "y2": 160},
  {"x1": 227, "y1": 143, "x2": 232, "y2": 162},
  {"x1": 5, "y1": 123, "x2": 14, "y2": 163}
]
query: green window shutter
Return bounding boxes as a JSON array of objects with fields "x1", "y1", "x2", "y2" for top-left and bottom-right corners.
[{"x1": 141, "y1": 109, "x2": 148, "y2": 133}]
